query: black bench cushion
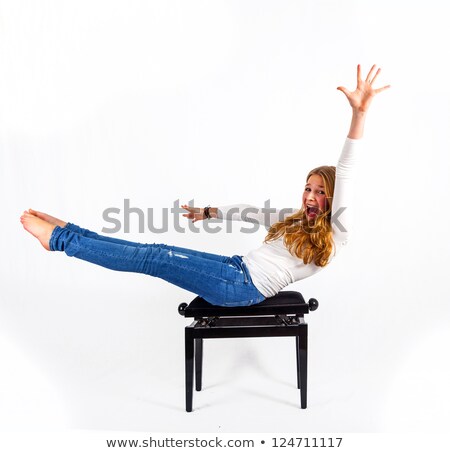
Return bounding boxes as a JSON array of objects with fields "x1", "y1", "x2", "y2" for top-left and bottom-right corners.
[{"x1": 183, "y1": 291, "x2": 308, "y2": 318}]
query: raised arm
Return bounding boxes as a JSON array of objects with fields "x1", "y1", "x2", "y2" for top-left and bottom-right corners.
[{"x1": 332, "y1": 64, "x2": 390, "y2": 243}]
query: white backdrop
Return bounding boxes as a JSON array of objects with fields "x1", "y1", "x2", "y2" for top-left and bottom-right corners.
[{"x1": 1, "y1": 0, "x2": 450, "y2": 435}]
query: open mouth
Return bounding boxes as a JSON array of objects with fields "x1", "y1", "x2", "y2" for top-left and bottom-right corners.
[{"x1": 306, "y1": 205, "x2": 320, "y2": 217}]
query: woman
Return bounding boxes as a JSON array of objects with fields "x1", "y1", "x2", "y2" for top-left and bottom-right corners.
[{"x1": 20, "y1": 64, "x2": 390, "y2": 307}]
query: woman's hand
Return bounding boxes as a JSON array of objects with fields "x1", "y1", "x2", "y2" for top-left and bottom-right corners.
[
  {"x1": 337, "y1": 64, "x2": 390, "y2": 113},
  {"x1": 181, "y1": 204, "x2": 206, "y2": 223}
]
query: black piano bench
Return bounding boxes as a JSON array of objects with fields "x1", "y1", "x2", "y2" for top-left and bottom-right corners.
[{"x1": 178, "y1": 291, "x2": 318, "y2": 412}]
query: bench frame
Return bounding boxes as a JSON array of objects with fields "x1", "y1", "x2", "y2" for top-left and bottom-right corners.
[{"x1": 178, "y1": 291, "x2": 318, "y2": 412}]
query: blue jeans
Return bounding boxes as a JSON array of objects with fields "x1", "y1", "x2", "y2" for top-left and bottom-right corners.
[{"x1": 49, "y1": 223, "x2": 266, "y2": 307}]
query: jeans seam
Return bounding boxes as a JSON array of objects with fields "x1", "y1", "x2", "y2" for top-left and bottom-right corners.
[
  {"x1": 70, "y1": 244, "x2": 143, "y2": 262},
  {"x1": 160, "y1": 260, "x2": 248, "y2": 286}
]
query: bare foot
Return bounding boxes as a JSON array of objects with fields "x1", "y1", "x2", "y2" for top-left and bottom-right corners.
[
  {"x1": 28, "y1": 208, "x2": 68, "y2": 228},
  {"x1": 20, "y1": 212, "x2": 57, "y2": 251}
]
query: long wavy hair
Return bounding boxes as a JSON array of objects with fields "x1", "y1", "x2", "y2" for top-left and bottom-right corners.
[{"x1": 264, "y1": 166, "x2": 337, "y2": 267}]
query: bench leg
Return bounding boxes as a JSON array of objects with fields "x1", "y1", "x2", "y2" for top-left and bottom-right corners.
[
  {"x1": 296, "y1": 336, "x2": 301, "y2": 389},
  {"x1": 297, "y1": 325, "x2": 308, "y2": 409},
  {"x1": 195, "y1": 338, "x2": 203, "y2": 391},
  {"x1": 185, "y1": 328, "x2": 194, "y2": 412}
]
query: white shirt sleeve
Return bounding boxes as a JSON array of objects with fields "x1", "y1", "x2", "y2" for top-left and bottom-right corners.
[
  {"x1": 216, "y1": 204, "x2": 299, "y2": 228},
  {"x1": 332, "y1": 137, "x2": 360, "y2": 245}
]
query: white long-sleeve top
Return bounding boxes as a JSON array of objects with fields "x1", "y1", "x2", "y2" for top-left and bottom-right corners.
[{"x1": 216, "y1": 137, "x2": 359, "y2": 298}]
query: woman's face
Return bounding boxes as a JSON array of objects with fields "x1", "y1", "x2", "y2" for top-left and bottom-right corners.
[{"x1": 302, "y1": 174, "x2": 328, "y2": 220}]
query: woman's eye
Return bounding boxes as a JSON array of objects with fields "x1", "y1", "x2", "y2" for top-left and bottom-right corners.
[{"x1": 305, "y1": 188, "x2": 311, "y2": 192}]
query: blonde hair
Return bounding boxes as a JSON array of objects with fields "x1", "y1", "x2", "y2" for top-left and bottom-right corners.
[{"x1": 264, "y1": 166, "x2": 336, "y2": 267}]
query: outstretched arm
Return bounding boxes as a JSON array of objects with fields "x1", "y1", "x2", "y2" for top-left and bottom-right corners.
[
  {"x1": 181, "y1": 204, "x2": 297, "y2": 227},
  {"x1": 337, "y1": 64, "x2": 390, "y2": 139}
]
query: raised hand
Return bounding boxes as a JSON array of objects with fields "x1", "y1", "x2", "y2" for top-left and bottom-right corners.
[{"x1": 337, "y1": 64, "x2": 390, "y2": 113}]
